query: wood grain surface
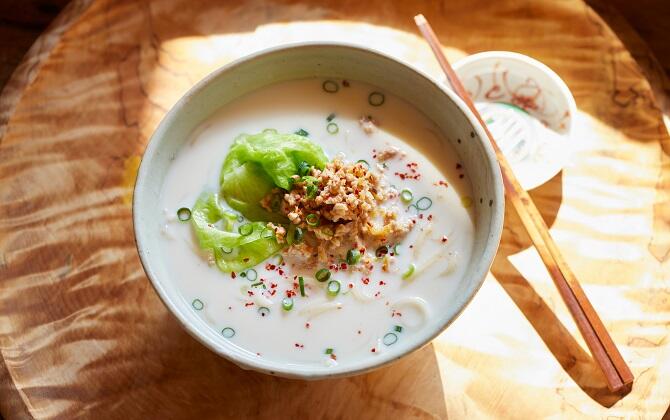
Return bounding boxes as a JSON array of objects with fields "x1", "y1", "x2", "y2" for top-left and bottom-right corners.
[{"x1": 0, "y1": 0, "x2": 669, "y2": 418}]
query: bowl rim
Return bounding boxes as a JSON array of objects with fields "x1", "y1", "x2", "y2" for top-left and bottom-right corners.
[{"x1": 133, "y1": 41, "x2": 504, "y2": 379}]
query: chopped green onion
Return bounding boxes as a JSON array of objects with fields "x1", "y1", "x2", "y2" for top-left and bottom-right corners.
[
  {"x1": 177, "y1": 207, "x2": 192, "y2": 222},
  {"x1": 392, "y1": 244, "x2": 400, "y2": 255},
  {"x1": 258, "y1": 306, "x2": 270, "y2": 317},
  {"x1": 402, "y1": 263, "x2": 415, "y2": 279},
  {"x1": 356, "y1": 159, "x2": 370, "y2": 169},
  {"x1": 238, "y1": 223, "x2": 253, "y2": 236},
  {"x1": 237, "y1": 214, "x2": 245, "y2": 223},
  {"x1": 325, "y1": 348, "x2": 334, "y2": 355},
  {"x1": 383, "y1": 332, "x2": 398, "y2": 346},
  {"x1": 219, "y1": 245, "x2": 233, "y2": 254},
  {"x1": 315, "y1": 268, "x2": 331, "y2": 282},
  {"x1": 394, "y1": 325, "x2": 403, "y2": 333},
  {"x1": 327, "y1": 280, "x2": 341, "y2": 296},
  {"x1": 298, "y1": 161, "x2": 311, "y2": 176},
  {"x1": 346, "y1": 248, "x2": 361, "y2": 265},
  {"x1": 407, "y1": 204, "x2": 419, "y2": 214},
  {"x1": 400, "y1": 189, "x2": 413, "y2": 203},
  {"x1": 368, "y1": 91, "x2": 385, "y2": 106},
  {"x1": 282, "y1": 297, "x2": 294, "y2": 311},
  {"x1": 244, "y1": 269, "x2": 258, "y2": 281},
  {"x1": 326, "y1": 122, "x2": 339, "y2": 134},
  {"x1": 192, "y1": 299, "x2": 204, "y2": 310},
  {"x1": 306, "y1": 213, "x2": 320, "y2": 226},
  {"x1": 416, "y1": 197, "x2": 433, "y2": 210},
  {"x1": 251, "y1": 281, "x2": 265, "y2": 288},
  {"x1": 292, "y1": 227, "x2": 304, "y2": 243},
  {"x1": 375, "y1": 245, "x2": 389, "y2": 258},
  {"x1": 261, "y1": 227, "x2": 275, "y2": 239},
  {"x1": 306, "y1": 184, "x2": 318, "y2": 199},
  {"x1": 221, "y1": 327, "x2": 235, "y2": 338},
  {"x1": 299, "y1": 276, "x2": 306, "y2": 297},
  {"x1": 295, "y1": 128, "x2": 309, "y2": 137},
  {"x1": 326, "y1": 113, "x2": 336, "y2": 122},
  {"x1": 322, "y1": 80, "x2": 339, "y2": 93}
]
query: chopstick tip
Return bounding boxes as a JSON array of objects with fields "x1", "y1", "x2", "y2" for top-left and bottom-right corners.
[{"x1": 414, "y1": 14, "x2": 427, "y2": 25}]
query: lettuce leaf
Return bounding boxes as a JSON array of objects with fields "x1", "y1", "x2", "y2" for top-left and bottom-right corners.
[
  {"x1": 220, "y1": 130, "x2": 328, "y2": 220},
  {"x1": 190, "y1": 193, "x2": 283, "y2": 271}
]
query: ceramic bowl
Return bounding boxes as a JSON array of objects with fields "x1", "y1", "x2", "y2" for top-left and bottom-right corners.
[
  {"x1": 453, "y1": 51, "x2": 577, "y2": 190},
  {"x1": 133, "y1": 43, "x2": 504, "y2": 379}
]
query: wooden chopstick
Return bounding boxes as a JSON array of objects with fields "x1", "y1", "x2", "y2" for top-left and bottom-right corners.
[{"x1": 414, "y1": 14, "x2": 633, "y2": 393}]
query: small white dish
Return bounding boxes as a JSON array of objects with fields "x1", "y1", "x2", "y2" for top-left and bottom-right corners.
[
  {"x1": 133, "y1": 42, "x2": 504, "y2": 379},
  {"x1": 453, "y1": 51, "x2": 577, "y2": 190}
]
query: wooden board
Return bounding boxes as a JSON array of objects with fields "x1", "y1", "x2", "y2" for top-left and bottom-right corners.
[{"x1": 1, "y1": 0, "x2": 669, "y2": 418}]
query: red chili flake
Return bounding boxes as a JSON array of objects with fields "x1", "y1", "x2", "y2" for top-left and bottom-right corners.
[
  {"x1": 371, "y1": 348, "x2": 376, "y2": 353},
  {"x1": 270, "y1": 290, "x2": 277, "y2": 296},
  {"x1": 243, "y1": 257, "x2": 250, "y2": 262},
  {"x1": 278, "y1": 269, "x2": 284, "y2": 276},
  {"x1": 409, "y1": 245, "x2": 414, "y2": 248},
  {"x1": 228, "y1": 306, "x2": 232, "y2": 310},
  {"x1": 305, "y1": 323, "x2": 311, "y2": 329},
  {"x1": 244, "y1": 302, "x2": 254, "y2": 307},
  {"x1": 456, "y1": 163, "x2": 462, "y2": 169},
  {"x1": 256, "y1": 352, "x2": 261, "y2": 356},
  {"x1": 294, "y1": 343, "x2": 304, "y2": 349},
  {"x1": 340, "y1": 263, "x2": 348, "y2": 270},
  {"x1": 270, "y1": 283, "x2": 278, "y2": 289},
  {"x1": 357, "y1": 330, "x2": 362, "y2": 335},
  {"x1": 459, "y1": 174, "x2": 464, "y2": 179},
  {"x1": 427, "y1": 214, "x2": 433, "y2": 221},
  {"x1": 385, "y1": 301, "x2": 390, "y2": 306},
  {"x1": 268, "y1": 264, "x2": 276, "y2": 270},
  {"x1": 247, "y1": 291, "x2": 254, "y2": 296},
  {"x1": 391, "y1": 309, "x2": 403, "y2": 317},
  {"x1": 286, "y1": 290, "x2": 296, "y2": 298},
  {"x1": 362, "y1": 277, "x2": 370, "y2": 285},
  {"x1": 348, "y1": 283, "x2": 354, "y2": 289},
  {"x1": 441, "y1": 236, "x2": 448, "y2": 243},
  {"x1": 374, "y1": 291, "x2": 381, "y2": 298},
  {"x1": 231, "y1": 272, "x2": 237, "y2": 279},
  {"x1": 435, "y1": 180, "x2": 449, "y2": 188},
  {"x1": 293, "y1": 282, "x2": 299, "y2": 290},
  {"x1": 379, "y1": 280, "x2": 386, "y2": 286},
  {"x1": 342, "y1": 79, "x2": 350, "y2": 87},
  {"x1": 330, "y1": 354, "x2": 337, "y2": 360}
]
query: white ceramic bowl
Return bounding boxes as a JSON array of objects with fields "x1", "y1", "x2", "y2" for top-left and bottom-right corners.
[
  {"x1": 453, "y1": 51, "x2": 577, "y2": 190},
  {"x1": 133, "y1": 43, "x2": 504, "y2": 379}
]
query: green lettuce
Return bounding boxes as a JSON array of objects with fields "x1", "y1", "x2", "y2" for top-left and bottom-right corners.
[
  {"x1": 190, "y1": 193, "x2": 283, "y2": 272},
  {"x1": 220, "y1": 130, "x2": 328, "y2": 220}
]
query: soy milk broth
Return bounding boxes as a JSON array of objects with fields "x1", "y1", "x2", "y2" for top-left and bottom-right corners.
[{"x1": 159, "y1": 79, "x2": 474, "y2": 367}]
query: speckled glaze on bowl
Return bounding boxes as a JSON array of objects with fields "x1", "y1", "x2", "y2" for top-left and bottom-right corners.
[{"x1": 133, "y1": 42, "x2": 504, "y2": 379}]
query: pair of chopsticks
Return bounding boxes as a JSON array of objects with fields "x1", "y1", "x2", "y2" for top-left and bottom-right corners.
[{"x1": 414, "y1": 14, "x2": 633, "y2": 393}]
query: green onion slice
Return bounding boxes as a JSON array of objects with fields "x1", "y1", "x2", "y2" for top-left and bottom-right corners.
[
  {"x1": 392, "y1": 244, "x2": 400, "y2": 255},
  {"x1": 315, "y1": 268, "x2": 331, "y2": 282},
  {"x1": 238, "y1": 223, "x2": 253, "y2": 236},
  {"x1": 322, "y1": 80, "x2": 339, "y2": 93},
  {"x1": 383, "y1": 332, "x2": 398, "y2": 346},
  {"x1": 394, "y1": 325, "x2": 403, "y2": 333},
  {"x1": 326, "y1": 122, "x2": 339, "y2": 134},
  {"x1": 407, "y1": 204, "x2": 420, "y2": 214},
  {"x1": 219, "y1": 245, "x2": 233, "y2": 254},
  {"x1": 192, "y1": 299, "x2": 204, "y2": 310},
  {"x1": 282, "y1": 297, "x2": 294, "y2": 311},
  {"x1": 236, "y1": 214, "x2": 245, "y2": 223},
  {"x1": 293, "y1": 227, "x2": 304, "y2": 243},
  {"x1": 326, "y1": 113, "x2": 336, "y2": 122},
  {"x1": 245, "y1": 269, "x2": 258, "y2": 281},
  {"x1": 258, "y1": 306, "x2": 270, "y2": 317},
  {"x1": 368, "y1": 91, "x2": 385, "y2": 106},
  {"x1": 251, "y1": 281, "x2": 265, "y2": 288},
  {"x1": 177, "y1": 207, "x2": 192, "y2": 222},
  {"x1": 416, "y1": 197, "x2": 433, "y2": 210},
  {"x1": 295, "y1": 128, "x2": 309, "y2": 137},
  {"x1": 298, "y1": 161, "x2": 311, "y2": 176},
  {"x1": 402, "y1": 263, "x2": 415, "y2": 280},
  {"x1": 221, "y1": 327, "x2": 235, "y2": 338},
  {"x1": 356, "y1": 159, "x2": 370, "y2": 169},
  {"x1": 306, "y1": 213, "x2": 320, "y2": 226},
  {"x1": 327, "y1": 280, "x2": 341, "y2": 296},
  {"x1": 375, "y1": 245, "x2": 389, "y2": 258},
  {"x1": 400, "y1": 189, "x2": 413, "y2": 203},
  {"x1": 325, "y1": 348, "x2": 334, "y2": 355},
  {"x1": 346, "y1": 248, "x2": 361, "y2": 265},
  {"x1": 299, "y1": 276, "x2": 306, "y2": 297}
]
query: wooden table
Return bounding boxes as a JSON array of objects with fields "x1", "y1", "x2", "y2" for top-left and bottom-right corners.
[{"x1": 1, "y1": 0, "x2": 669, "y2": 418}]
